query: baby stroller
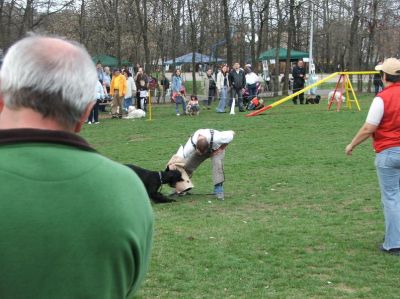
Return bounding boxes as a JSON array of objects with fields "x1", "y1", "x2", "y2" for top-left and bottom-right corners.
[{"x1": 243, "y1": 81, "x2": 261, "y2": 107}]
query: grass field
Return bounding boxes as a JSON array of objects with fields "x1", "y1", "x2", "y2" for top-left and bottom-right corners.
[{"x1": 82, "y1": 95, "x2": 400, "y2": 298}]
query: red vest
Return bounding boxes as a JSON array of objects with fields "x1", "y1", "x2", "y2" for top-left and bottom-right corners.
[{"x1": 373, "y1": 82, "x2": 400, "y2": 153}]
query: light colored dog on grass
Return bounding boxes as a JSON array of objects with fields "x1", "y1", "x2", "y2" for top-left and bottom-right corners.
[{"x1": 124, "y1": 106, "x2": 146, "y2": 119}]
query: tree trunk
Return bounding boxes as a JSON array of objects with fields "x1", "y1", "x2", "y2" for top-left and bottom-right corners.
[
  {"x1": 187, "y1": 0, "x2": 197, "y2": 94},
  {"x1": 248, "y1": 0, "x2": 256, "y2": 70},
  {"x1": 283, "y1": 0, "x2": 295, "y2": 96},
  {"x1": 134, "y1": 0, "x2": 150, "y2": 71},
  {"x1": 79, "y1": 0, "x2": 86, "y2": 44},
  {"x1": 273, "y1": 0, "x2": 283, "y2": 97},
  {"x1": 256, "y1": 1, "x2": 270, "y2": 63},
  {"x1": 171, "y1": 0, "x2": 182, "y2": 67},
  {"x1": 222, "y1": 0, "x2": 232, "y2": 66}
]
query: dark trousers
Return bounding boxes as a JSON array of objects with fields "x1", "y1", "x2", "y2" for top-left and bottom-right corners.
[
  {"x1": 293, "y1": 85, "x2": 305, "y2": 104},
  {"x1": 99, "y1": 86, "x2": 110, "y2": 112},
  {"x1": 230, "y1": 88, "x2": 244, "y2": 111},
  {"x1": 248, "y1": 84, "x2": 257, "y2": 99},
  {"x1": 374, "y1": 81, "x2": 384, "y2": 95},
  {"x1": 88, "y1": 100, "x2": 100, "y2": 122},
  {"x1": 205, "y1": 88, "x2": 216, "y2": 107}
]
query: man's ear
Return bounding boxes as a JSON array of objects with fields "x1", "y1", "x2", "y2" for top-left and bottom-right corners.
[{"x1": 74, "y1": 101, "x2": 95, "y2": 133}]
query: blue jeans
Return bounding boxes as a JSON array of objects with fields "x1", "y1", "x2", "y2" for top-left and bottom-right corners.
[
  {"x1": 175, "y1": 97, "x2": 186, "y2": 114},
  {"x1": 216, "y1": 87, "x2": 227, "y2": 112},
  {"x1": 375, "y1": 147, "x2": 400, "y2": 250},
  {"x1": 124, "y1": 97, "x2": 132, "y2": 111},
  {"x1": 248, "y1": 84, "x2": 257, "y2": 99}
]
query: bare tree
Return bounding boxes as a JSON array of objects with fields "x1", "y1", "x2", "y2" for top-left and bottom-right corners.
[{"x1": 222, "y1": 0, "x2": 233, "y2": 66}]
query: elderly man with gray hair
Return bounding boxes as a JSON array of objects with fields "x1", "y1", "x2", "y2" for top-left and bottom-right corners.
[{"x1": 0, "y1": 34, "x2": 153, "y2": 298}]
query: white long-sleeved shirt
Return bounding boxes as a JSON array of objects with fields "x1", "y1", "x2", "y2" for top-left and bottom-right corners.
[
  {"x1": 125, "y1": 76, "x2": 137, "y2": 99},
  {"x1": 245, "y1": 72, "x2": 260, "y2": 85},
  {"x1": 95, "y1": 80, "x2": 105, "y2": 100},
  {"x1": 177, "y1": 129, "x2": 235, "y2": 159}
]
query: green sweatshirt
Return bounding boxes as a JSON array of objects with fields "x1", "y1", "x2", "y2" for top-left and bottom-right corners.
[{"x1": 0, "y1": 129, "x2": 153, "y2": 299}]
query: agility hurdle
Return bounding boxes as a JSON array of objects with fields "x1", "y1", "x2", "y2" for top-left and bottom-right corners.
[
  {"x1": 327, "y1": 71, "x2": 377, "y2": 112},
  {"x1": 246, "y1": 71, "x2": 379, "y2": 117}
]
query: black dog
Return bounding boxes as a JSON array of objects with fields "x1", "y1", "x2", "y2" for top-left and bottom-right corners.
[{"x1": 125, "y1": 164, "x2": 183, "y2": 203}]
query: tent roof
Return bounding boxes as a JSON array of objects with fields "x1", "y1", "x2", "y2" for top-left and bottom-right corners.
[
  {"x1": 92, "y1": 55, "x2": 130, "y2": 67},
  {"x1": 164, "y1": 52, "x2": 224, "y2": 65},
  {"x1": 259, "y1": 47, "x2": 309, "y2": 61}
]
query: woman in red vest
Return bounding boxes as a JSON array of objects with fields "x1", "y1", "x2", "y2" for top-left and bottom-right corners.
[{"x1": 345, "y1": 58, "x2": 400, "y2": 255}]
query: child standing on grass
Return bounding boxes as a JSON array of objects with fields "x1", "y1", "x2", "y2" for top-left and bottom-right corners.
[{"x1": 138, "y1": 80, "x2": 148, "y2": 111}]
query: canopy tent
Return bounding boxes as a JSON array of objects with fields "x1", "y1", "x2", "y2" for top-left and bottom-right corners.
[
  {"x1": 259, "y1": 47, "x2": 309, "y2": 61},
  {"x1": 164, "y1": 52, "x2": 224, "y2": 65},
  {"x1": 92, "y1": 55, "x2": 131, "y2": 67}
]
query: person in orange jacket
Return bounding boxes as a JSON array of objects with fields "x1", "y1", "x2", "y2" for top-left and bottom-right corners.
[{"x1": 110, "y1": 68, "x2": 127, "y2": 118}]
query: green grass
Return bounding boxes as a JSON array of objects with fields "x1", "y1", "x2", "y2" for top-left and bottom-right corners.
[{"x1": 81, "y1": 95, "x2": 400, "y2": 298}]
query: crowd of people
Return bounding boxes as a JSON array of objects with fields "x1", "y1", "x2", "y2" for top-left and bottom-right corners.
[
  {"x1": 93, "y1": 63, "x2": 155, "y2": 120},
  {"x1": 92, "y1": 61, "x2": 266, "y2": 119},
  {"x1": 94, "y1": 59, "x2": 356, "y2": 119}
]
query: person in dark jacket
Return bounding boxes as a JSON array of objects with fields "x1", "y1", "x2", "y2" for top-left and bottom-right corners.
[
  {"x1": 228, "y1": 62, "x2": 246, "y2": 112},
  {"x1": 292, "y1": 60, "x2": 306, "y2": 104},
  {"x1": 373, "y1": 61, "x2": 384, "y2": 95}
]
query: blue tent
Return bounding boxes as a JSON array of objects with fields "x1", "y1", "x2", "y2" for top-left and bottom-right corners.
[{"x1": 164, "y1": 52, "x2": 224, "y2": 65}]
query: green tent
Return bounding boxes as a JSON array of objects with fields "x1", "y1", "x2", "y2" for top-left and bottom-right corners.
[
  {"x1": 258, "y1": 47, "x2": 309, "y2": 61},
  {"x1": 92, "y1": 55, "x2": 131, "y2": 67}
]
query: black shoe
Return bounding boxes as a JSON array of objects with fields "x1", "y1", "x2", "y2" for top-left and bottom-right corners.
[{"x1": 380, "y1": 245, "x2": 400, "y2": 255}]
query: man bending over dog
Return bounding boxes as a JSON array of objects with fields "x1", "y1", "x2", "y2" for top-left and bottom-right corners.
[
  {"x1": 0, "y1": 34, "x2": 153, "y2": 298},
  {"x1": 168, "y1": 129, "x2": 235, "y2": 200}
]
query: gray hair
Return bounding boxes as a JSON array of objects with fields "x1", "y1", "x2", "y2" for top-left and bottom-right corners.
[{"x1": 0, "y1": 34, "x2": 97, "y2": 128}]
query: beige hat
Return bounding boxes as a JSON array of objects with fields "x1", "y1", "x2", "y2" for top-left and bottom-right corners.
[{"x1": 375, "y1": 58, "x2": 400, "y2": 76}]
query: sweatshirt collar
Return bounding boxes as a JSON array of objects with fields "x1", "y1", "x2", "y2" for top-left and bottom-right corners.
[{"x1": 0, "y1": 128, "x2": 95, "y2": 151}]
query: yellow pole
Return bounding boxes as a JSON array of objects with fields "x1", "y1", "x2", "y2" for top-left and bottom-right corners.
[
  {"x1": 339, "y1": 71, "x2": 378, "y2": 75},
  {"x1": 267, "y1": 72, "x2": 339, "y2": 109},
  {"x1": 246, "y1": 70, "x2": 377, "y2": 117},
  {"x1": 344, "y1": 75, "x2": 352, "y2": 110},
  {"x1": 345, "y1": 74, "x2": 361, "y2": 111}
]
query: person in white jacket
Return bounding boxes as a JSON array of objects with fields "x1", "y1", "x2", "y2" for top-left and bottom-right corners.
[
  {"x1": 216, "y1": 65, "x2": 230, "y2": 113},
  {"x1": 123, "y1": 70, "x2": 137, "y2": 112},
  {"x1": 244, "y1": 65, "x2": 260, "y2": 100}
]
